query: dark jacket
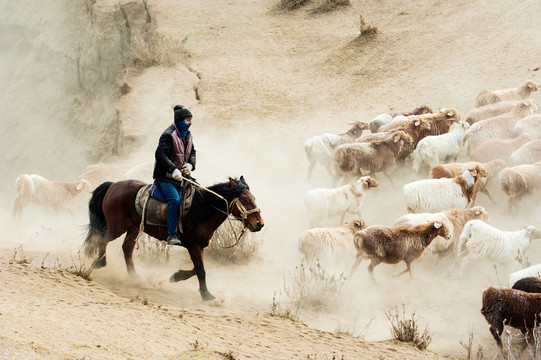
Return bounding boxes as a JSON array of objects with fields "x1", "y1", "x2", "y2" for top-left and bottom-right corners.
[{"x1": 153, "y1": 123, "x2": 196, "y2": 186}]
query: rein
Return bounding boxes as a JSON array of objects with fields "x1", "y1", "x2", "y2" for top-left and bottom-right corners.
[{"x1": 183, "y1": 176, "x2": 261, "y2": 248}]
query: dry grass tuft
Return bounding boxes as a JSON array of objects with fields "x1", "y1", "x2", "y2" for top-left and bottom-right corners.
[
  {"x1": 10, "y1": 245, "x2": 34, "y2": 265},
  {"x1": 500, "y1": 323, "x2": 541, "y2": 359},
  {"x1": 283, "y1": 259, "x2": 345, "y2": 312},
  {"x1": 267, "y1": 291, "x2": 306, "y2": 325},
  {"x1": 56, "y1": 251, "x2": 94, "y2": 281},
  {"x1": 205, "y1": 220, "x2": 264, "y2": 264},
  {"x1": 312, "y1": 0, "x2": 351, "y2": 13},
  {"x1": 278, "y1": 0, "x2": 311, "y2": 11},
  {"x1": 386, "y1": 304, "x2": 433, "y2": 350},
  {"x1": 358, "y1": 15, "x2": 378, "y2": 37},
  {"x1": 460, "y1": 328, "x2": 484, "y2": 360},
  {"x1": 126, "y1": 33, "x2": 188, "y2": 68}
]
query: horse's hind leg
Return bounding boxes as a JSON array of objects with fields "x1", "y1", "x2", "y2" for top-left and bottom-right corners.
[{"x1": 122, "y1": 226, "x2": 139, "y2": 274}]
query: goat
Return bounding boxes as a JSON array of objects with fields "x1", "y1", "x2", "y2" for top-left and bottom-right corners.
[
  {"x1": 13, "y1": 174, "x2": 91, "y2": 217},
  {"x1": 298, "y1": 218, "x2": 366, "y2": 266},
  {"x1": 475, "y1": 80, "x2": 538, "y2": 107},
  {"x1": 465, "y1": 100, "x2": 539, "y2": 153},
  {"x1": 465, "y1": 100, "x2": 519, "y2": 125},
  {"x1": 349, "y1": 221, "x2": 451, "y2": 283},
  {"x1": 469, "y1": 134, "x2": 531, "y2": 164},
  {"x1": 481, "y1": 286, "x2": 541, "y2": 348},
  {"x1": 509, "y1": 139, "x2": 541, "y2": 166},
  {"x1": 411, "y1": 121, "x2": 470, "y2": 173},
  {"x1": 454, "y1": 220, "x2": 541, "y2": 277},
  {"x1": 429, "y1": 160, "x2": 506, "y2": 205},
  {"x1": 304, "y1": 120, "x2": 369, "y2": 180},
  {"x1": 403, "y1": 165, "x2": 487, "y2": 213},
  {"x1": 333, "y1": 131, "x2": 413, "y2": 186},
  {"x1": 304, "y1": 176, "x2": 378, "y2": 227},
  {"x1": 499, "y1": 161, "x2": 541, "y2": 211}
]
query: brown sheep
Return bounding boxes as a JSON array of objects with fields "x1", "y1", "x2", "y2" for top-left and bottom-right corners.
[
  {"x1": 475, "y1": 80, "x2": 538, "y2": 107},
  {"x1": 512, "y1": 277, "x2": 541, "y2": 293},
  {"x1": 465, "y1": 100, "x2": 519, "y2": 125},
  {"x1": 466, "y1": 99, "x2": 539, "y2": 153},
  {"x1": 389, "y1": 105, "x2": 433, "y2": 118},
  {"x1": 349, "y1": 221, "x2": 451, "y2": 283},
  {"x1": 481, "y1": 286, "x2": 541, "y2": 348},
  {"x1": 499, "y1": 160, "x2": 541, "y2": 211},
  {"x1": 469, "y1": 134, "x2": 531, "y2": 164},
  {"x1": 411, "y1": 108, "x2": 462, "y2": 139},
  {"x1": 429, "y1": 159, "x2": 506, "y2": 205},
  {"x1": 333, "y1": 131, "x2": 413, "y2": 186},
  {"x1": 377, "y1": 118, "x2": 431, "y2": 159}
]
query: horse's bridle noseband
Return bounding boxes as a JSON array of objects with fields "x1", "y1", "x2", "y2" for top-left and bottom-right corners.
[{"x1": 229, "y1": 197, "x2": 261, "y2": 226}]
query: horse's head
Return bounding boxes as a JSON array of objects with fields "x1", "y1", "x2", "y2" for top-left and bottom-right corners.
[{"x1": 228, "y1": 176, "x2": 264, "y2": 232}]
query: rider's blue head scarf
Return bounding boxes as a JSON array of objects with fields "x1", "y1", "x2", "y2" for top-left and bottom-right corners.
[{"x1": 175, "y1": 119, "x2": 191, "y2": 136}]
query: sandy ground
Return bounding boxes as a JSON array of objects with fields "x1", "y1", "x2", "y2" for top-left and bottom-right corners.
[{"x1": 2, "y1": 0, "x2": 541, "y2": 359}]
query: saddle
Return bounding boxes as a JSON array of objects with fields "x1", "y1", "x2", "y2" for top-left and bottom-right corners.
[{"x1": 135, "y1": 182, "x2": 195, "y2": 233}]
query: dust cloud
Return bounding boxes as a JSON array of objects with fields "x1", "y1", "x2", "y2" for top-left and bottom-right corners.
[{"x1": 2, "y1": 1, "x2": 541, "y2": 359}]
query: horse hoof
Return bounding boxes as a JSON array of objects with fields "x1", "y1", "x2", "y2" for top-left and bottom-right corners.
[{"x1": 202, "y1": 292, "x2": 216, "y2": 301}]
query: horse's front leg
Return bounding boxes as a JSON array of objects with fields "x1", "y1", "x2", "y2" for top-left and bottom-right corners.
[{"x1": 187, "y1": 244, "x2": 215, "y2": 301}]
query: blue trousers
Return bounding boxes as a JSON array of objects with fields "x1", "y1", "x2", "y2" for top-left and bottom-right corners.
[{"x1": 156, "y1": 180, "x2": 182, "y2": 235}]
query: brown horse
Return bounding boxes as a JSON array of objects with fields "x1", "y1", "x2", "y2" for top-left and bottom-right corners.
[{"x1": 83, "y1": 176, "x2": 264, "y2": 301}]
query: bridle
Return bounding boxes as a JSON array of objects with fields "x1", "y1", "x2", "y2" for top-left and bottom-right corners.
[{"x1": 229, "y1": 197, "x2": 261, "y2": 227}]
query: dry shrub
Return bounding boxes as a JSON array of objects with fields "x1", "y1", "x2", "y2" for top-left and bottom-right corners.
[
  {"x1": 284, "y1": 259, "x2": 346, "y2": 311},
  {"x1": 135, "y1": 235, "x2": 170, "y2": 264},
  {"x1": 278, "y1": 0, "x2": 311, "y2": 11},
  {"x1": 459, "y1": 328, "x2": 484, "y2": 360},
  {"x1": 312, "y1": 0, "x2": 351, "y2": 13},
  {"x1": 55, "y1": 251, "x2": 94, "y2": 281},
  {"x1": 205, "y1": 220, "x2": 264, "y2": 264},
  {"x1": 386, "y1": 304, "x2": 433, "y2": 350},
  {"x1": 500, "y1": 323, "x2": 541, "y2": 359},
  {"x1": 358, "y1": 15, "x2": 378, "y2": 37},
  {"x1": 126, "y1": 32, "x2": 187, "y2": 68},
  {"x1": 10, "y1": 245, "x2": 34, "y2": 265},
  {"x1": 267, "y1": 291, "x2": 305, "y2": 324}
]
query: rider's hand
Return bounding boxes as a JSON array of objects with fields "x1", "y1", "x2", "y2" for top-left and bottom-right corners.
[
  {"x1": 172, "y1": 168, "x2": 183, "y2": 181},
  {"x1": 181, "y1": 163, "x2": 193, "y2": 177}
]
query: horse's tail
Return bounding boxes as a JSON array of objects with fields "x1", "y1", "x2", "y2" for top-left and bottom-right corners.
[{"x1": 83, "y1": 181, "x2": 113, "y2": 258}]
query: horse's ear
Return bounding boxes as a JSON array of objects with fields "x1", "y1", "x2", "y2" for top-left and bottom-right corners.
[
  {"x1": 240, "y1": 175, "x2": 246, "y2": 183},
  {"x1": 229, "y1": 177, "x2": 237, "y2": 187}
]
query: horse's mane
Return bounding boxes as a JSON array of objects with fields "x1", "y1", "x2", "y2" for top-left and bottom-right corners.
[{"x1": 187, "y1": 178, "x2": 249, "y2": 227}]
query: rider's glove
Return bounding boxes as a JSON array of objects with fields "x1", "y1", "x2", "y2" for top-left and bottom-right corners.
[
  {"x1": 181, "y1": 163, "x2": 193, "y2": 177},
  {"x1": 172, "y1": 168, "x2": 183, "y2": 181}
]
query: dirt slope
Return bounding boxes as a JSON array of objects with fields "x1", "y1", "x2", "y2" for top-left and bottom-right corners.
[{"x1": 2, "y1": 0, "x2": 541, "y2": 359}]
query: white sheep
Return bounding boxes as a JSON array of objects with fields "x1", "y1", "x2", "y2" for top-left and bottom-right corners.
[
  {"x1": 509, "y1": 263, "x2": 541, "y2": 287},
  {"x1": 499, "y1": 160, "x2": 541, "y2": 211},
  {"x1": 403, "y1": 165, "x2": 487, "y2": 213},
  {"x1": 304, "y1": 121, "x2": 369, "y2": 180},
  {"x1": 454, "y1": 220, "x2": 541, "y2": 276},
  {"x1": 469, "y1": 134, "x2": 531, "y2": 164},
  {"x1": 298, "y1": 218, "x2": 366, "y2": 266},
  {"x1": 475, "y1": 80, "x2": 538, "y2": 107},
  {"x1": 13, "y1": 174, "x2": 91, "y2": 217},
  {"x1": 411, "y1": 121, "x2": 470, "y2": 173},
  {"x1": 465, "y1": 100, "x2": 539, "y2": 153},
  {"x1": 465, "y1": 101, "x2": 519, "y2": 125},
  {"x1": 508, "y1": 139, "x2": 541, "y2": 166},
  {"x1": 304, "y1": 176, "x2": 378, "y2": 227},
  {"x1": 512, "y1": 114, "x2": 541, "y2": 139},
  {"x1": 369, "y1": 105, "x2": 433, "y2": 133}
]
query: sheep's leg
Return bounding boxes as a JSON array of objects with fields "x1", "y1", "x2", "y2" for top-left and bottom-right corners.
[
  {"x1": 367, "y1": 259, "x2": 382, "y2": 284},
  {"x1": 393, "y1": 262, "x2": 412, "y2": 278},
  {"x1": 348, "y1": 254, "x2": 363, "y2": 279},
  {"x1": 324, "y1": 165, "x2": 335, "y2": 183},
  {"x1": 480, "y1": 187, "x2": 496, "y2": 205},
  {"x1": 122, "y1": 226, "x2": 139, "y2": 274},
  {"x1": 489, "y1": 324, "x2": 504, "y2": 349}
]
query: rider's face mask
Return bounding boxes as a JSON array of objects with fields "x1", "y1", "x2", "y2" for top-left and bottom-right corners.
[{"x1": 175, "y1": 119, "x2": 192, "y2": 135}]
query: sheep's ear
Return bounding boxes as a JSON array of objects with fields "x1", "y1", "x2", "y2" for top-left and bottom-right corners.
[
  {"x1": 433, "y1": 222, "x2": 442, "y2": 229},
  {"x1": 414, "y1": 120, "x2": 421, "y2": 127},
  {"x1": 447, "y1": 111, "x2": 453, "y2": 117},
  {"x1": 370, "y1": 178, "x2": 378, "y2": 187},
  {"x1": 76, "y1": 181, "x2": 84, "y2": 191},
  {"x1": 393, "y1": 133, "x2": 401, "y2": 143},
  {"x1": 475, "y1": 211, "x2": 480, "y2": 215},
  {"x1": 471, "y1": 169, "x2": 478, "y2": 177}
]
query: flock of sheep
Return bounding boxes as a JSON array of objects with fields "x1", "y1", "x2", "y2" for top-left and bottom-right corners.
[{"x1": 301, "y1": 79, "x2": 541, "y2": 349}]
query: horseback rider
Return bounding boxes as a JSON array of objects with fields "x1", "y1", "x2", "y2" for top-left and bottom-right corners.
[{"x1": 153, "y1": 105, "x2": 196, "y2": 246}]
